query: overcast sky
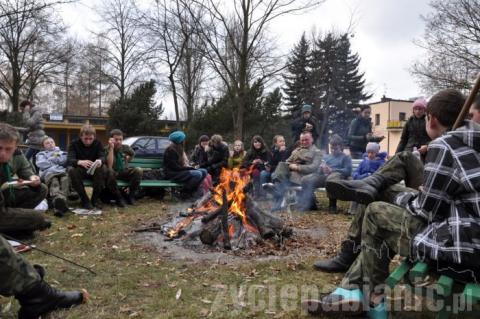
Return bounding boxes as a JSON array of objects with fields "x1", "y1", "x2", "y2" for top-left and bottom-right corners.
[{"x1": 60, "y1": 0, "x2": 432, "y2": 117}]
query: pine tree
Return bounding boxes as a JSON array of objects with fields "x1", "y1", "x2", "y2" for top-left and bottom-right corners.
[
  {"x1": 282, "y1": 33, "x2": 313, "y2": 117},
  {"x1": 107, "y1": 80, "x2": 164, "y2": 136},
  {"x1": 310, "y1": 32, "x2": 371, "y2": 142}
]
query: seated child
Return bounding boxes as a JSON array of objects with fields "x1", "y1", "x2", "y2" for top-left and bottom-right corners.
[
  {"x1": 349, "y1": 142, "x2": 387, "y2": 214},
  {"x1": 36, "y1": 137, "x2": 69, "y2": 216}
]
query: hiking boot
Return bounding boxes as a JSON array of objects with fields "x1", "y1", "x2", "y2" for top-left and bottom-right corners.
[
  {"x1": 326, "y1": 174, "x2": 386, "y2": 205},
  {"x1": 328, "y1": 198, "x2": 338, "y2": 214},
  {"x1": 91, "y1": 191, "x2": 102, "y2": 209},
  {"x1": 39, "y1": 219, "x2": 52, "y2": 231},
  {"x1": 124, "y1": 194, "x2": 135, "y2": 205},
  {"x1": 115, "y1": 193, "x2": 127, "y2": 208},
  {"x1": 81, "y1": 199, "x2": 93, "y2": 210},
  {"x1": 314, "y1": 240, "x2": 360, "y2": 272},
  {"x1": 53, "y1": 197, "x2": 69, "y2": 217},
  {"x1": 16, "y1": 279, "x2": 87, "y2": 319}
]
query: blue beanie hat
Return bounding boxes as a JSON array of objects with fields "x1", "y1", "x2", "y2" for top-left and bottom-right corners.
[
  {"x1": 302, "y1": 104, "x2": 312, "y2": 113},
  {"x1": 169, "y1": 131, "x2": 186, "y2": 144}
]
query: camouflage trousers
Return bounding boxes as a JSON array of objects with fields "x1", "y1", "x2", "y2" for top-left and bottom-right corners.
[
  {"x1": 0, "y1": 235, "x2": 40, "y2": 296},
  {"x1": 340, "y1": 201, "x2": 426, "y2": 292},
  {"x1": 346, "y1": 151, "x2": 424, "y2": 244}
]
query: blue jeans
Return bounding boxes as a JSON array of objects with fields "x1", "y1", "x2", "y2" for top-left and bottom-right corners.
[
  {"x1": 259, "y1": 170, "x2": 271, "y2": 185},
  {"x1": 169, "y1": 168, "x2": 207, "y2": 192}
]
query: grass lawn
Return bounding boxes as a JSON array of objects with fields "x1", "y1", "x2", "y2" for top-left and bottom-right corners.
[
  {"x1": 0, "y1": 196, "x2": 353, "y2": 319},
  {"x1": 0, "y1": 195, "x2": 460, "y2": 319}
]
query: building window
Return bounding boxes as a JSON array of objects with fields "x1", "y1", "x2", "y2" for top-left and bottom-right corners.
[
  {"x1": 375, "y1": 114, "x2": 380, "y2": 126},
  {"x1": 399, "y1": 112, "x2": 406, "y2": 121}
]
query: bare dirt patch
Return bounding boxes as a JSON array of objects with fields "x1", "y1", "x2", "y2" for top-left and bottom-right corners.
[{"x1": 134, "y1": 199, "x2": 352, "y2": 263}]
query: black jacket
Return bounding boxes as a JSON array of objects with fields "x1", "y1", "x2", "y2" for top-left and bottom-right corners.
[
  {"x1": 191, "y1": 145, "x2": 208, "y2": 167},
  {"x1": 291, "y1": 115, "x2": 319, "y2": 142},
  {"x1": 270, "y1": 147, "x2": 291, "y2": 171},
  {"x1": 347, "y1": 116, "x2": 372, "y2": 152},
  {"x1": 395, "y1": 115, "x2": 431, "y2": 153},
  {"x1": 67, "y1": 139, "x2": 104, "y2": 167},
  {"x1": 163, "y1": 145, "x2": 193, "y2": 177},
  {"x1": 242, "y1": 148, "x2": 272, "y2": 171},
  {"x1": 201, "y1": 143, "x2": 229, "y2": 176}
]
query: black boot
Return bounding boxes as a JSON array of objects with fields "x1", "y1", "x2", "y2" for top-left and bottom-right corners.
[
  {"x1": 78, "y1": 191, "x2": 93, "y2": 210},
  {"x1": 115, "y1": 192, "x2": 127, "y2": 208},
  {"x1": 313, "y1": 240, "x2": 360, "y2": 272},
  {"x1": 328, "y1": 198, "x2": 337, "y2": 214},
  {"x1": 91, "y1": 190, "x2": 102, "y2": 209},
  {"x1": 16, "y1": 279, "x2": 86, "y2": 319},
  {"x1": 326, "y1": 174, "x2": 386, "y2": 205},
  {"x1": 53, "y1": 197, "x2": 69, "y2": 217}
]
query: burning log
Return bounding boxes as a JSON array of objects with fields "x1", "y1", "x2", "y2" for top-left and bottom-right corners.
[
  {"x1": 161, "y1": 167, "x2": 293, "y2": 249},
  {"x1": 220, "y1": 190, "x2": 231, "y2": 250},
  {"x1": 199, "y1": 217, "x2": 222, "y2": 245},
  {"x1": 245, "y1": 194, "x2": 292, "y2": 239}
]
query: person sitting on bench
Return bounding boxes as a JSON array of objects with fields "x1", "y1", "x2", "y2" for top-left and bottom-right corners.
[
  {"x1": 303, "y1": 89, "x2": 480, "y2": 318},
  {"x1": 67, "y1": 124, "x2": 106, "y2": 210},
  {"x1": 104, "y1": 129, "x2": 142, "y2": 206}
]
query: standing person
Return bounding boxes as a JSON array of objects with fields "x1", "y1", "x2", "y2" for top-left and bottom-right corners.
[
  {"x1": 242, "y1": 135, "x2": 272, "y2": 198},
  {"x1": 67, "y1": 124, "x2": 106, "y2": 210},
  {"x1": 18, "y1": 100, "x2": 46, "y2": 164},
  {"x1": 0, "y1": 123, "x2": 50, "y2": 235},
  {"x1": 36, "y1": 136, "x2": 70, "y2": 216},
  {"x1": 227, "y1": 140, "x2": 246, "y2": 169},
  {"x1": 201, "y1": 134, "x2": 229, "y2": 184},
  {"x1": 163, "y1": 131, "x2": 207, "y2": 198},
  {"x1": 105, "y1": 129, "x2": 143, "y2": 206},
  {"x1": 0, "y1": 235, "x2": 87, "y2": 319},
  {"x1": 395, "y1": 97, "x2": 431, "y2": 155},
  {"x1": 291, "y1": 104, "x2": 319, "y2": 143},
  {"x1": 191, "y1": 135, "x2": 209, "y2": 168},
  {"x1": 347, "y1": 105, "x2": 374, "y2": 159}
]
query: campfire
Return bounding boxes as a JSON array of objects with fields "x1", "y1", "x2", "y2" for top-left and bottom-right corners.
[{"x1": 158, "y1": 167, "x2": 292, "y2": 250}]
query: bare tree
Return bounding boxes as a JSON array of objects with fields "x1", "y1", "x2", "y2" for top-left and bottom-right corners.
[
  {"x1": 187, "y1": 0, "x2": 324, "y2": 139},
  {"x1": 95, "y1": 0, "x2": 152, "y2": 101},
  {"x1": 0, "y1": 0, "x2": 69, "y2": 111},
  {"x1": 411, "y1": 0, "x2": 480, "y2": 94}
]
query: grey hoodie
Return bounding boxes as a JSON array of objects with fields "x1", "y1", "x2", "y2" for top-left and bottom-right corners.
[{"x1": 36, "y1": 147, "x2": 67, "y2": 180}]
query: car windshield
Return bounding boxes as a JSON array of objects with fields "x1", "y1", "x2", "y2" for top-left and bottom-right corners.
[{"x1": 122, "y1": 137, "x2": 137, "y2": 146}]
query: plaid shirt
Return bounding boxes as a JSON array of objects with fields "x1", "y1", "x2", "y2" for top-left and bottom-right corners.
[{"x1": 405, "y1": 121, "x2": 480, "y2": 269}]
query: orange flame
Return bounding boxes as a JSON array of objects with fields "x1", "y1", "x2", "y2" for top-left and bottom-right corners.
[{"x1": 167, "y1": 215, "x2": 196, "y2": 238}]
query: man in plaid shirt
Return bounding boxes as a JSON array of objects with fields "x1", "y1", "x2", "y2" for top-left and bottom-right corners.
[{"x1": 303, "y1": 89, "x2": 480, "y2": 318}]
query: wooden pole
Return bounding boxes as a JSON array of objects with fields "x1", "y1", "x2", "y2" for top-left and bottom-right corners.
[{"x1": 453, "y1": 74, "x2": 480, "y2": 130}]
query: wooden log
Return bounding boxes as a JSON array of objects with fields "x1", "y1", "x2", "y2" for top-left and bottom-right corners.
[
  {"x1": 199, "y1": 217, "x2": 222, "y2": 245},
  {"x1": 220, "y1": 190, "x2": 231, "y2": 250},
  {"x1": 245, "y1": 195, "x2": 292, "y2": 238}
]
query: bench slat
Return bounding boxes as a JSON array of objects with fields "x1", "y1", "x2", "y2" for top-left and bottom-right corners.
[
  {"x1": 437, "y1": 275, "x2": 454, "y2": 297},
  {"x1": 463, "y1": 283, "x2": 480, "y2": 304},
  {"x1": 409, "y1": 262, "x2": 429, "y2": 284},
  {"x1": 386, "y1": 261, "x2": 411, "y2": 289}
]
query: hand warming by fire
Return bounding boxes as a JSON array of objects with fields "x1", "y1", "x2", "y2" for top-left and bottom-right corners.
[{"x1": 161, "y1": 166, "x2": 291, "y2": 250}]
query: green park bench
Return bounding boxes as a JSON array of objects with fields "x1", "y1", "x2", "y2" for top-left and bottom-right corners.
[
  {"x1": 386, "y1": 260, "x2": 480, "y2": 318},
  {"x1": 83, "y1": 157, "x2": 182, "y2": 188}
]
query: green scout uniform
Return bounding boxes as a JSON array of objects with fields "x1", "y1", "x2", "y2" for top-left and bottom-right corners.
[
  {"x1": 105, "y1": 145, "x2": 142, "y2": 195},
  {"x1": 0, "y1": 234, "x2": 40, "y2": 296},
  {"x1": 0, "y1": 150, "x2": 48, "y2": 233}
]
